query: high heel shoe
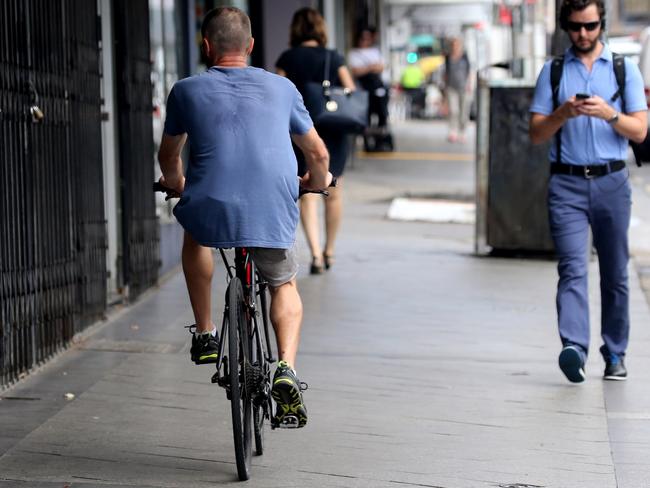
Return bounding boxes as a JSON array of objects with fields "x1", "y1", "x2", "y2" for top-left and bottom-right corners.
[
  {"x1": 322, "y1": 253, "x2": 334, "y2": 270},
  {"x1": 310, "y1": 256, "x2": 324, "y2": 275}
]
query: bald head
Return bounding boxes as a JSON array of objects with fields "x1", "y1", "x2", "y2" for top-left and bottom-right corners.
[{"x1": 201, "y1": 7, "x2": 252, "y2": 58}]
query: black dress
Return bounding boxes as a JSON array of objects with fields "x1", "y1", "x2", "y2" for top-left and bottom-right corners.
[{"x1": 276, "y1": 46, "x2": 350, "y2": 177}]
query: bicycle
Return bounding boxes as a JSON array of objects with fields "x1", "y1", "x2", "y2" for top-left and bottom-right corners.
[{"x1": 153, "y1": 180, "x2": 333, "y2": 480}]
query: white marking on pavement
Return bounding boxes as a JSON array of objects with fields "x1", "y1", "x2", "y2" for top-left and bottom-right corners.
[
  {"x1": 387, "y1": 198, "x2": 475, "y2": 224},
  {"x1": 358, "y1": 151, "x2": 473, "y2": 161}
]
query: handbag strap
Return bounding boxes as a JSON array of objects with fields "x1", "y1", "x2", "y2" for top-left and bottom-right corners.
[{"x1": 322, "y1": 50, "x2": 332, "y2": 96}]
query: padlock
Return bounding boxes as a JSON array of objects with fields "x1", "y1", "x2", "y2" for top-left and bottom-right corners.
[{"x1": 30, "y1": 105, "x2": 44, "y2": 123}]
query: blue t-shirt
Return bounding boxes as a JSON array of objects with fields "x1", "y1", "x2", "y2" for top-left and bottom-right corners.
[
  {"x1": 164, "y1": 66, "x2": 313, "y2": 248},
  {"x1": 530, "y1": 44, "x2": 647, "y2": 164}
]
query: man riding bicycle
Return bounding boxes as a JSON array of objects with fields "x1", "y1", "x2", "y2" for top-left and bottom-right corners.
[{"x1": 157, "y1": 6, "x2": 331, "y2": 428}]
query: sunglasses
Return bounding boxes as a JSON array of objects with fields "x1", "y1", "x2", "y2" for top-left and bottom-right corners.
[{"x1": 567, "y1": 20, "x2": 601, "y2": 32}]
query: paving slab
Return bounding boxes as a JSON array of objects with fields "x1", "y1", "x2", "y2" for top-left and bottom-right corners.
[{"x1": 1, "y1": 120, "x2": 650, "y2": 488}]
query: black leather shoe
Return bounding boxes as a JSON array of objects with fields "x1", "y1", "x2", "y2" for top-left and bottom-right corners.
[{"x1": 604, "y1": 357, "x2": 627, "y2": 381}]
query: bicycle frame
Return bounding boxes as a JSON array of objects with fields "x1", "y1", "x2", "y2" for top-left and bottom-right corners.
[
  {"x1": 212, "y1": 248, "x2": 275, "y2": 398},
  {"x1": 152, "y1": 181, "x2": 325, "y2": 478}
]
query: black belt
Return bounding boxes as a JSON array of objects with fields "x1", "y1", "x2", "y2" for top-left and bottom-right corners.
[{"x1": 550, "y1": 160, "x2": 626, "y2": 179}]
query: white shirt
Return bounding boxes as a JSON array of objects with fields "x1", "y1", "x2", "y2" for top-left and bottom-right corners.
[{"x1": 348, "y1": 46, "x2": 383, "y2": 69}]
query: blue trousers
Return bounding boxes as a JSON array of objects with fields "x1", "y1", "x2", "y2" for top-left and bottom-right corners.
[{"x1": 547, "y1": 170, "x2": 631, "y2": 359}]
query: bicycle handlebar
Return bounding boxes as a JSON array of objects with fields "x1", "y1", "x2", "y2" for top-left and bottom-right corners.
[{"x1": 153, "y1": 177, "x2": 337, "y2": 198}]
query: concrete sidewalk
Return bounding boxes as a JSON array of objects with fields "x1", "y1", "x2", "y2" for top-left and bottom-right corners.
[{"x1": 1, "y1": 120, "x2": 650, "y2": 487}]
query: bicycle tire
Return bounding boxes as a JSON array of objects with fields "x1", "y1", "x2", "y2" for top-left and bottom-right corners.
[
  {"x1": 259, "y1": 279, "x2": 275, "y2": 433},
  {"x1": 252, "y1": 358, "x2": 265, "y2": 454},
  {"x1": 227, "y1": 277, "x2": 253, "y2": 480},
  {"x1": 252, "y1": 269, "x2": 269, "y2": 456}
]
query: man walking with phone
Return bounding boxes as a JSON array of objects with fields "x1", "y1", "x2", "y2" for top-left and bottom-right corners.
[{"x1": 529, "y1": 0, "x2": 647, "y2": 383}]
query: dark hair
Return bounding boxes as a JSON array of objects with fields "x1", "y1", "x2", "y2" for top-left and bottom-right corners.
[
  {"x1": 559, "y1": 0, "x2": 606, "y2": 31},
  {"x1": 355, "y1": 26, "x2": 376, "y2": 46},
  {"x1": 289, "y1": 8, "x2": 327, "y2": 48},
  {"x1": 201, "y1": 7, "x2": 251, "y2": 55}
]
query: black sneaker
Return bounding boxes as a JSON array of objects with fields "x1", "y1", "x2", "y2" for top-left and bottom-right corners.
[
  {"x1": 558, "y1": 346, "x2": 585, "y2": 383},
  {"x1": 271, "y1": 361, "x2": 308, "y2": 428},
  {"x1": 189, "y1": 328, "x2": 219, "y2": 365},
  {"x1": 604, "y1": 355, "x2": 627, "y2": 381}
]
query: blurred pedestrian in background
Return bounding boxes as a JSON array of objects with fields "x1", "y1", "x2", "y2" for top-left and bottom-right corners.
[
  {"x1": 444, "y1": 37, "x2": 472, "y2": 143},
  {"x1": 348, "y1": 27, "x2": 393, "y2": 152},
  {"x1": 529, "y1": 0, "x2": 647, "y2": 383},
  {"x1": 276, "y1": 8, "x2": 356, "y2": 274},
  {"x1": 400, "y1": 58, "x2": 426, "y2": 119}
]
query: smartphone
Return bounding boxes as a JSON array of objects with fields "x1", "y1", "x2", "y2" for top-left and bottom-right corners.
[{"x1": 575, "y1": 93, "x2": 591, "y2": 99}]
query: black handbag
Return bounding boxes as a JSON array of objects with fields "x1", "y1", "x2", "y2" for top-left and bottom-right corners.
[{"x1": 302, "y1": 51, "x2": 368, "y2": 134}]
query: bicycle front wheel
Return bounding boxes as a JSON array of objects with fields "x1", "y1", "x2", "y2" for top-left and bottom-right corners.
[{"x1": 227, "y1": 277, "x2": 253, "y2": 480}]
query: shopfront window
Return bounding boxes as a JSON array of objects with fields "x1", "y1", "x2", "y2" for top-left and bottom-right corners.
[{"x1": 151, "y1": 0, "x2": 185, "y2": 221}]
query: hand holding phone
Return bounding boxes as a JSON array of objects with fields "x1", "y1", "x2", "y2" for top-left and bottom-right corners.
[{"x1": 575, "y1": 93, "x2": 591, "y2": 100}]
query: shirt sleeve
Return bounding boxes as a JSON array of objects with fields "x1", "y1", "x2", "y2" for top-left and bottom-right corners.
[
  {"x1": 289, "y1": 87, "x2": 313, "y2": 135},
  {"x1": 331, "y1": 50, "x2": 345, "y2": 71},
  {"x1": 163, "y1": 86, "x2": 187, "y2": 136},
  {"x1": 276, "y1": 50, "x2": 290, "y2": 73},
  {"x1": 623, "y1": 57, "x2": 648, "y2": 114},
  {"x1": 348, "y1": 49, "x2": 364, "y2": 68},
  {"x1": 529, "y1": 61, "x2": 554, "y2": 116}
]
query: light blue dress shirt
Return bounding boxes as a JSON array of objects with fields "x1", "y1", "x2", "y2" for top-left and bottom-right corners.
[{"x1": 530, "y1": 44, "x2": 646, "y2": 164}]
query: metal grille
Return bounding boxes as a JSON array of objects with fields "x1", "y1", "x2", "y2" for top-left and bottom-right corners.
[
  {"x1": 114, "y1": 0, "x2": 160, "y2": 300},
  {"x1": 0, "y1": 0, "x2": 105, "y2": 388},
  {"x1": 69, "y1": 0, "x2": 107, "y2": 330}
]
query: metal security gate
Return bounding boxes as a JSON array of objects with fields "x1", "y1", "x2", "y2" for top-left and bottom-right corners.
[
  {"x1": 114, "y1": 0, "x2": 159, "y2": 300},
  {"x1": 71, "y1": 0, "x2": 107, "y2": 329},
  {"x1": 0, "y1": 0, "x2": 106, "y2": 387}
]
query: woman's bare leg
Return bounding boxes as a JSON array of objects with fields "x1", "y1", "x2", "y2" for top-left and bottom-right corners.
[
  {"x1": 324, "y1": 179, "x2": 343, "y2": 260},
  {"x1": 300, "y1": 193, "x2": 323, "y2": 267}
]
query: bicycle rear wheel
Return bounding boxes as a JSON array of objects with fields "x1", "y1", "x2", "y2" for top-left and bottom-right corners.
[{"x1": 227, "y1": 277, "x2": 252, "y2": 480}]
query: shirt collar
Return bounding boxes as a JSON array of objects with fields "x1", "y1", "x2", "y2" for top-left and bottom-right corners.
[{"x1": 564, "y1": 42, "x2": 611, "y2": 63}]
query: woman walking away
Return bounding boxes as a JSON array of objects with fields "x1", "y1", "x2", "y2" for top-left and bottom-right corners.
[{"x1": 276, "y1": 8, "x2": 356, "y2": 274}]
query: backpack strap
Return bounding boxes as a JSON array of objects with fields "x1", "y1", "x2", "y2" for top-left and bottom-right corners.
[
  {"x1": 611, "y1": 53, "x2": 626, "y2": 113},
  {"x1": 550, "y1": 55, "x2": 565, "y2": 164}
]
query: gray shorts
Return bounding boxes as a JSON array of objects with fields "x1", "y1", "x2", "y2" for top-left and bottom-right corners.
[{"x1": 249, "y1": 244, "x2": 298, "y2": 287}]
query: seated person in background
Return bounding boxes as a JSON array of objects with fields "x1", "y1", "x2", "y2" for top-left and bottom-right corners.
[{"x1": 348, "y1": 27, "x2": 392, "y2": 151}]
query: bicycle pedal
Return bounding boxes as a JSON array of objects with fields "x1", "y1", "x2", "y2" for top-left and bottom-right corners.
[{"x1": 274, "y1": 414, "x2": 301, "y2": 429}]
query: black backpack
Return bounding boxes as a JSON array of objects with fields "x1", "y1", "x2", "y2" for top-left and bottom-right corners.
[{"x1": 550, "y1": 53, "x2": 650, "y2": 166}]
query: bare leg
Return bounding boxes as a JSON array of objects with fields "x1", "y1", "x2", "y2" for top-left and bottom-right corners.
[
  {"x1": 300, "y1": 193, "x2": 323, "y2": 267},
  {"x1": 458, "y1": 90, "x2": 469, "y2": 142},
  {"x1": 182, "y1": 232, "x2": 214, "y2": 332},
  {"x1": 324, "y1": 180, "x2": 343, "y2": 259},
  {"x1": 269, "y1": 279, "x2": 303, "y2": 367},
  {"x1": 447, "y1": 88, "x2": 460, "y2": 141}
]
